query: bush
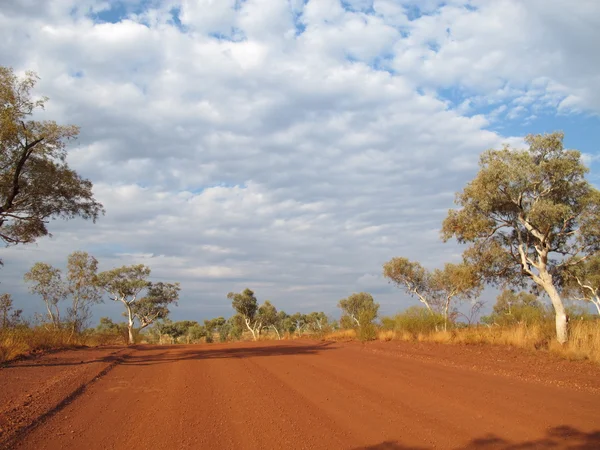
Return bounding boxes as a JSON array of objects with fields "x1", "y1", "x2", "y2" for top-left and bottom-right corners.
[{"x1": 382, "y1": 306, "x2": 445, "y2": 337}]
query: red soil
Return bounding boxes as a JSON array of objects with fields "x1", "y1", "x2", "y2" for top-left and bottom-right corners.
[{"x1": 2, "y1": 340, "x2": 599, "y2": 449}]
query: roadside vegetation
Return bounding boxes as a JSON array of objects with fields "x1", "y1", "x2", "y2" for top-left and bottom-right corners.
[{"x1": 1, "y1": 66, "x2": 600, "y2": 365}]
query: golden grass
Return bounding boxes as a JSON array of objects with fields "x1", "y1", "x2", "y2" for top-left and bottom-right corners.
[
  {"x1": 323, "y1": 329, "x2": 357, "y2": 341},
  {"x1": 373, "y1": 320, "x2": 600, "y2": 364},
  {"x1": 0, "y1": 327, "x2": 128, "y2": 363}
]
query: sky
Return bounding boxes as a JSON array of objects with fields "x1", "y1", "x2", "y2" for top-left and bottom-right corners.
[{"x1": 1, "y1": 0, "x2": 599, "y2": 324}]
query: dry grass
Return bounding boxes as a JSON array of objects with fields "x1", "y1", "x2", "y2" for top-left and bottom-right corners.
[
  {"x1": 0, "y1": 326, "x2": 128, "y2": 363},
  {"x1": 374, "y1": 320, "x2": 600, "y2": 364},
  {"x1": 324, "y1": 329, "x2": 357, "y2": 341}
]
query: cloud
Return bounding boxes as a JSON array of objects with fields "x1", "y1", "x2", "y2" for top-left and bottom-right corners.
[{"x1": 1, "y1": 0, "x2": 598, "y2": 322}]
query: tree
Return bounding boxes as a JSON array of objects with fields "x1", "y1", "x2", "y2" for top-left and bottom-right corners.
[
  {"x1": 481, "y1": 290, "x2": 547, "y2": 326},
  {"x1": 66, "y1": 251, "x2": 102, "y2": 338},
  {"x1": 442, "y1": 132, "x2": 600, "y2": 343},
  {"x1": 228, "y1": 288, "x2": 262, "y2": 341},
  {"x1": 0, "y1": 67, "x2": 103, "y2": 253},
  {"x1": 429, "y1": 262, "x2": 481, "y2": 331},
  {"x1": 133, "y1": 281, "x2": 180, "y2": 331},
  {"x1": 290, "y1": 312, "x2": 307, "y2": 336},
  {"x1": 564, "y1": 253, "x2": 600, "y2": 315},
  {"x1": 0, "y1": 293, "x2": 22, "y2": 328},
  {"x1": 257, "y1": 300, "x2": 281, "y2": 339},
  {"x1": 305, "y1": 311, "x2": 328, "y2": 333},
  {"x1": 96, "y1": 265, "x2": 151, "y2": 344},
  {"x1": 24, "y1": 262, "x2": 66, "y2": 328},
  {"x1": 337, "y1": 292, "x2": 379, "y2": 327},
  {"x1": 383, "y1": 258, "x2": 435, "y2": 313}
]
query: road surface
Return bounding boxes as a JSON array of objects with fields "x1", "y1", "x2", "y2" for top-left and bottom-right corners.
[{"x1": 4, "y1": 340, "x2": 600, "y2": 449}]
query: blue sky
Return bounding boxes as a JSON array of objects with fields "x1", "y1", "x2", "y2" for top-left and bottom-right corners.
[{"x1": 1, "y1": 0, "x2": 599, "y2": 324}]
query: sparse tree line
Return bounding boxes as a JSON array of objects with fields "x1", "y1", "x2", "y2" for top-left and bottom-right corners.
[
  {"x1": 0, "y1": 252, "x2": 180, "y2": 345},
  {"x1": 2, "y1": 66, "x2": 600, "y2": 349}
]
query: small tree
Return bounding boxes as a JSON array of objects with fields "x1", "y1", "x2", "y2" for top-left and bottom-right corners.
[
  {"x1": 481, "y1": 290, "x2": 547, "y2": 326},
  {"x1": 66, "y1": 251, "x2": 102, "y2": 338},
  {"x1": 96, "y1": 265, "x2": 151, "y2": 344},
  {"x1": 133, "y1": 281, "x2": 180, "y2": 331},
  {"x1": 429, "y1": 263, "x2": 481, "y2": 331},
  {"x1": 338, "y1": 292, "x2": 379, "y2": 328},
  {"x1": 227, "y1": 288, "x2": 262, "y2": 341},
  {"x1": 383, "y1": 257, "x2": 435, "y2": 313},
  {"x1": 290, "y1": 312, "x2": 307, "y2": 336},
  {"x1": 0, "y1": 293, "x2": 23, "y2": 328},
  {"x1": 564, "y1": 253, "x2": 600, "y2": 315},
  {"x1": 0, "y1": 67, "x2": 103, "y2": 253},
  {"x1": 258, "y1": 301, "x2": 282, "y2": 339},
  {"x1": 442, "y1": 132, "x2": 600, "y2": 343},
  {"x1": 24, "y1": 262, "x2": 66, "y2": 328}
]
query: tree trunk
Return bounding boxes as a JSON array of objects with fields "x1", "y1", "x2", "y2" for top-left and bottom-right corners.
[
  {"x1": 272, "y1": 326, "x2": 281, "y2": 340},
  {"x1": 539, "y1": 271, "x2": 568, "y2": 344},
  {"x1": 443, "y1": 299, "x2": 450, "y2": 332},
  {"x1": 126, "y1": 305, "x2": 135, "y2": 345}
]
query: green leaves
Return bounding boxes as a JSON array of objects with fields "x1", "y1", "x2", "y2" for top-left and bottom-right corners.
[{"x1": 0, "y1": 66, "x2": 103, "y2": 248}]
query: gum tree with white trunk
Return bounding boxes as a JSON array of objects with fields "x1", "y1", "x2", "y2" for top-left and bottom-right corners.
[{"x1": 442, "y1": 132, "x2": 600, "y2": 344}]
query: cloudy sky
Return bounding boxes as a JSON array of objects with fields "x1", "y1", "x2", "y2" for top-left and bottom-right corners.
[{"x1": 1, "y1": 0, "x2": 599, "y2": 323}]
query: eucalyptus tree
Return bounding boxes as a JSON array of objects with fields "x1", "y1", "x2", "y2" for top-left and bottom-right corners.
[
  {"x1": 66, "y1": 251, "x2": 102, "y2": 337},
  {"x1": 564, "y1": 254, "x2": 600, "y2": 315},
  {"x1": 337, "y1": 292, "x2": 379, "y2": 327},
  {"x1": 0, "y1": 67, "x2": 103, "y2": 254},
  {"x1": 442, "y1": 132, "x2": 600, "y2": 343},
  {"x1": 24, "y1": 262, "x2": 66, "y2": 328},
  {"x1": 97, "y1": 265, "x2": 179, "y2": 344},
  {"x1": 383, "y1": 258, "x2": 435, "y2": 313},
  {"x1": 228, "y1": 288, "x2": 262, "y2": 341}
]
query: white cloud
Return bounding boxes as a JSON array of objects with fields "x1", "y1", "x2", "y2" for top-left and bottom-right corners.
[{"x1": 1, "y1": 0, "x2": 598, "y2": 321}]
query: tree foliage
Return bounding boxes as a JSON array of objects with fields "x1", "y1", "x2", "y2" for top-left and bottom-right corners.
[
  {"x1": 481, "y1": 290, "x2": 547, "y2": 326},
  {"x1": 24, "y1": 262, "x2": 66, "y2": 328},
  {"x1": 66, "y1": 251, "x2": 102, "y2": 335},
  {"x1": 337, "y1": 292, "x2": 379, "y2": 328},
  {"x1": 441, "y1": 132, "x2": 600, "y2": 343},
  {"x1": 228, "y1": 288, "x2": 262, "y2": 340},
  {"x1": 0, "y1": 66, "x2": 103, "y2": 250},
  {"x1": 563, "y1": 253, "x2": 600, "y2": 315},
  {"x1": 97, "y1": 265, "x2": 179, "y2": 344},
  {"x1": 383, "y1": 257, "x2": 434, "y2": 312},
  {"x1": 0, "y1": 293, "x2": 23, "y2": 328}
]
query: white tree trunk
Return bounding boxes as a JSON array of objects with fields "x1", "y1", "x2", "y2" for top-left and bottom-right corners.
[
  {"x1": 272, "y1": 326, "x2": 282, "y2": 340},
  {"x1": 539, "y1": 271, "x2": 568, "y2": 344},
  {"x1": 126, "y1": 304, "x2": 135, "y2": 345}
]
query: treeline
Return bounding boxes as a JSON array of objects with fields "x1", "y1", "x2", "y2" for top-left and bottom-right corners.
[{"x1": 1, "y1": 251, "x2": 180, "y2": 347}]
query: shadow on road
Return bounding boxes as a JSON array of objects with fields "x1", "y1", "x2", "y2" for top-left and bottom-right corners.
[
  {"x1": 354, "y1": 426, "x2": 600, "y2": 450},
  {"x1": 121, "y1": 341, "x2": 337, "y2": 366}
]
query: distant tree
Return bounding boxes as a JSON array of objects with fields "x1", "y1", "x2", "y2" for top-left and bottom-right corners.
[
  {"x1": 564, "y1": 253, "x2": 600, "y2": 315},
  {"x1": 24, "y1": 262, "x2": 66, "y2": 328},
  {"x1": 227, "y1": 314, "x2": 245, "y2": 341},
  {"x1": 0, "y1": 67, "x2": 103, "y2": 255},
  {"x1": 133, "y1": 281, "x2": 180, "y2": 331},
  {"x1": 337, "y1": 292, "x2": 379, "y2": 328},
  {"x1": 257, "y1": 301, "x2": 280, "y2": 339},
  {"x1": 0, "y1": 293, "x2": 22, "y2": 328},
  {"x1": 228, "y1": 288, "x2": 262, "y2": 341},
  {"x1": 290, "y1": 312, "x2": 307, "y2": 335},
  {"x1": 429, "y1": 263, "x2": 481, "y2": 331},
  {"x1": 442, "y1": 132, "x2": 600, "y2": 343},
  {"x1": 305, "y1": 311, "x2": 328, "y2": 333},
  {"x1": 383, "y1": 258, "x2": 435, "y2": 313},
  {"x1": 97, "y1": 265, "x2": 151, "y2": 344},
  {"x1": 481, "y1": 290, "x2": 547, "y2": 326},
  {"x1": 66, "y1": 251, "x2": 102, "y2": 338},
  {"x1": 204, "y1": 317, "x2": 226, "y2": 337}
]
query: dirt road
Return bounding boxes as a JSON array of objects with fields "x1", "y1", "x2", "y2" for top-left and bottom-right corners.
[{"x1": 4, "y1": 340, "x2": 600, "y2": 449}]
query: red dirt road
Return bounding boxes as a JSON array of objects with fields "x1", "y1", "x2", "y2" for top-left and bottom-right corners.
[{"x1": 4, "y1": 340, "x2": 600, "y2": 449}]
